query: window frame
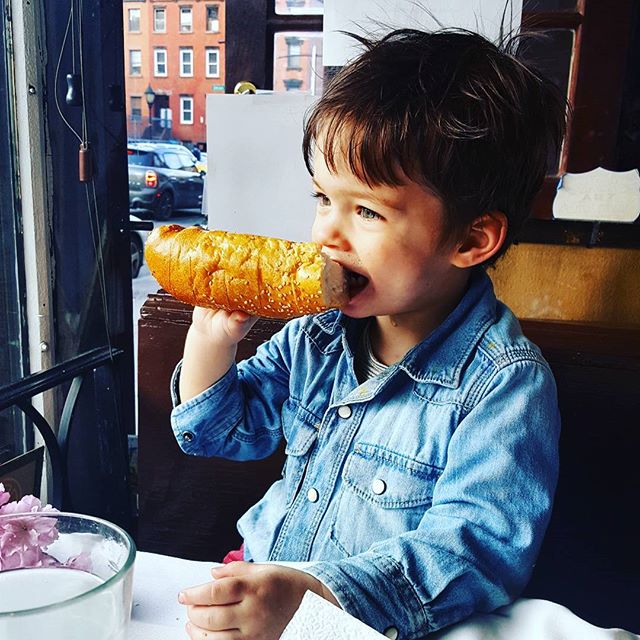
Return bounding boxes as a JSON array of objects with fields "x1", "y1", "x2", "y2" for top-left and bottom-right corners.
[
  {"x1": 205, "y1": 47, "x2": 220, "y2": 78},
  {"x1": 179, "y1": 6, "x2": 193, "y2": 33},
  {"x1": 180, "y1": 47, "x2": 194, "y2": 77},
  {"x1": 179, "y1": 95, "x2": 194, "y2": 125},
  {"x1": 154, "y1": 47, "x2": 168, "y2": 77},
  {"x1": 206, "y1": 5, "x2": 220, "y2": 33},
  {"x1": 130, "y1": 95, "x2": 142, "y2": 121},
  {"x1": 127, "y1": 7, "x2": 141, "y2": 33},
  {"x1": 129, "y1": 49, "x2": 142, "y2": 76},
  {"x1": 153, "y1": 7, "x2": 167, "y2": 33}
]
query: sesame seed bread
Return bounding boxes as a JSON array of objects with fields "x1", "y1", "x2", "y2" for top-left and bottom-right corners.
[{"x1": 145, "y1": 224, "x2": 349, "y2": 319}]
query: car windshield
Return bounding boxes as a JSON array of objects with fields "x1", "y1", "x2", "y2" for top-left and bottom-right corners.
[
  {"x1": 162, "y1": 151, "x2": 198, "y2": 171},
  {"x1": 128, "y1": 150, "x2": 155, "y2": 166}
]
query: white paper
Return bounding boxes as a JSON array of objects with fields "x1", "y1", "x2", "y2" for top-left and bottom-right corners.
[
  {"x1": 205, "y1": 93, "x2": 319, "y2": 242},
  {"x1": 323, "y1": 0, "x2": 523, "y2": 66},
  {"x1": 280, "y1": 590, "x2": 387, "y2": 639},
  {"x1": 552, "y1": 167, "x2": 640, "y2": 223}
]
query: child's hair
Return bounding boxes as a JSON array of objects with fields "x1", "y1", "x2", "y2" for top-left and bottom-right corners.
[{"x1": 302, "y1": 28, "x2": 568, "y2": 264}]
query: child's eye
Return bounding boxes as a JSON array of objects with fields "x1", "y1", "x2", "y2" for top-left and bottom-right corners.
[
  {"x1": 358, "y1": 206, "x2": 382, "y2": 221},
  {"x1": 311, "y1": 191, "x2": 330, "y2": 207}
]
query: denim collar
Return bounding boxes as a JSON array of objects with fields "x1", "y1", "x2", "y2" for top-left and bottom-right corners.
[{"x1": 311, "y1": 269, "x2": 496, "y2": 388}]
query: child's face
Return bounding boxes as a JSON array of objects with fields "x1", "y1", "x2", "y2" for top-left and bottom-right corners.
[{"x1": 311, "y1": 149, "x2": 466, "y2": 323}]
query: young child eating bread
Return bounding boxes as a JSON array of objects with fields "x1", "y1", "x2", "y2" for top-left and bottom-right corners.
[{"x1": 171, "y1": 28, "x2": 567, "y2": 640}]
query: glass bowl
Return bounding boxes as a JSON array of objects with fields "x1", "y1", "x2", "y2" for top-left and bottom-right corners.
[{"x1": 0, "y1": 511, "x2": 136, "y2": 639}]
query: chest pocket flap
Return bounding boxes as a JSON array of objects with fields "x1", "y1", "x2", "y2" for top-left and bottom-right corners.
[{"x1": 343, "y1": 442, "x2": 442, "y2": 508}]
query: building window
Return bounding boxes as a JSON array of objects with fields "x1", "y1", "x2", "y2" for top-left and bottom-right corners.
[
  {"x1": 153, "y1": 7, "x2": 166, "y2": 33},
  {"x1": 180, "y1": 6, "x2": 193, "y2": 32},
  {"x1": 286, "y1": 37, "x2": 303, "y2": 69},
  {"x1": 129, "y1": 49, "x2": 142, "y2": 76},
  {"x1": 180, "y1": 96, "x2": 194, "y2": 124},
  {"x1": 206, "y1": 5, "x2": 219, "y2": 32},
  {"x1": 180, "y1": 48, "x2": 193, "y2": 77},
  {"x1": 154, "y1": 48, "x2": 167, "y2": 77},
  {"x1": 205, "y1": 47, "x2": 220, "y2": 77},
  {"x1": 128, "y1": 8, "x2": 141, "y2": 32},
  {"x1": 283, "y1": 78, "x2": 303, "y2": 91},
  {"x1": 131, "y1": 96, "x2": 142, "y2": 122}
]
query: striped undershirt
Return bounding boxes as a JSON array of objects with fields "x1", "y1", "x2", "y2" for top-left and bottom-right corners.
[{"x1": 354, "y1": 321, "x2": 388, "y2": 383}]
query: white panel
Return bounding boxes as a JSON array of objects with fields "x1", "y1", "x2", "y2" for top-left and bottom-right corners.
[
  {"x1": 205, "y1": 93, "x2": 318, "y2": 242},
  {"x1": 323, "y1": 0, "x2": 522, "y2": 66}
]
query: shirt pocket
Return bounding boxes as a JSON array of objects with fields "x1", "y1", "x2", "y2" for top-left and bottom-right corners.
[
  {"x1": 281, "y1": 398, "x2": 320, "y2": 507},
  {"x1": 330, "y1": 442, "x2": 443, "y2": 556}
]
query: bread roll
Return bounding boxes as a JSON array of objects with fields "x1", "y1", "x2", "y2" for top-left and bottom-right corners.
[{"x1": 144, "y1": 224, "x2": 349, "y2": 319}]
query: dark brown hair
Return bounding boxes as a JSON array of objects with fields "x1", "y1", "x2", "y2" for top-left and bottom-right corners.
[{"x1": 303, "y1": 28, "x2": 568, "y2": 264}]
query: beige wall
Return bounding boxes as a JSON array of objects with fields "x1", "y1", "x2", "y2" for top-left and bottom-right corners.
[{"x1": 490, "y1": 244, "x2": 640, "y2": 326}]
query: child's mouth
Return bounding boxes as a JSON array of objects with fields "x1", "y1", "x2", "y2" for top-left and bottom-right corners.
[{"x1": 347, "y1": 269, "x2": 369, "y2": 298}]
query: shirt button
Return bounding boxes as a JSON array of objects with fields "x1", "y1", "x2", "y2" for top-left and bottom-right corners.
[
  {"x1": 307, "y1": 488, "x2": 319, "y2": 503},
  {"x1": 383, "y1": 626, "x2": 399, "y2": 639},
  {"x1": 337, "y1": 405, "x2": 352, "y2": 419},
  {"x1": 182, "y1": 431, "x2": 194, "y2": 443},
  {"x1": 371, "y1": 478, "x2": 387, "y2": 495}
]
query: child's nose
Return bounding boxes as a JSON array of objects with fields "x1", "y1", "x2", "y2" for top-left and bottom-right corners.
[{"x1": 312, "y1": 211, "x2": 349, "y2": 250}]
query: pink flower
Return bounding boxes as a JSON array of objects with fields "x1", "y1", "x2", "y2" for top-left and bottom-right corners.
[{"x1": 0, "y1": 485, "x2": 60, "y2": 570}]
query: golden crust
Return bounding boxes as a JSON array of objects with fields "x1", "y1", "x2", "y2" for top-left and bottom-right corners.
[{"x1": 144, "y1": 225, "x2": 348, "y2": 319}]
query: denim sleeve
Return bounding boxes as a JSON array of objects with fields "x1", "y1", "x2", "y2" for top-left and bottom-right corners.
[
  {"x1": 170, "y1": 320, "x2": 300, "y2": 461},
  {"x1": 305, "y1": 359, "x2": 561, "y2": 638}
]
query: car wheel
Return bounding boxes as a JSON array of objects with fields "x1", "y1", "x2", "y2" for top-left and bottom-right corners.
[
  {"x1": 130, "y1": 234, "x2": 143, "y2": 278},
  {"x1": 154, "y1": 191, "x2": 173, "y2": 221}
]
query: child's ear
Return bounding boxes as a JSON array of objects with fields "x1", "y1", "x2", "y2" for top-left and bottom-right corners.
[{"x1": 451, "y1": 211, "x2": 508, "y2": 268}]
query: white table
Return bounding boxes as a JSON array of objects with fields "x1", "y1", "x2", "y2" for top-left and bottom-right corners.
[{"x1": 128, "y1": 552, "x2": 639, "y2": 640}]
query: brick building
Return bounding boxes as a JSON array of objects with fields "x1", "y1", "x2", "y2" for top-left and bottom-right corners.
[{"x1": 123, "y1": 0, "x2": 226, "y2": 147}]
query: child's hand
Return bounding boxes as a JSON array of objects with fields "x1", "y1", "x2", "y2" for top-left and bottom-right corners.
[
  {"x1": 178, "y1": 561, "x2": 339, "y2": 640},
  {"x1": 191, "y1": 306, "x2": 258, "y2": 347}
]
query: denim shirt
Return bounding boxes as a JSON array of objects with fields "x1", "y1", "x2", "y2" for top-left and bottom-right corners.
[{"x1": 171, "y1": 270, "x2": 560, "y2": 639}]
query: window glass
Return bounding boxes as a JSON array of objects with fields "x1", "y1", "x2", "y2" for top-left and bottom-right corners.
[
  {"x1": 0, "y1": 23, "x2": 27, "y2": 462},
  {"x1": 127, "y1": 150, "x2": 155, "y2": 166},
  {"x1": 130, "y1": 96, "x2": 142, "y2": 121},
  {"x1": 523, "y1": 0, "x2": 576, "y2": 10},
  {"x1": 206, "y1": 5, "x2": 220, "y2": 32},
  {"x1": 154, "y1": 48, "x2": 167, "y2": 76},
  {"x1": 180, "y1": 48, "x2": 194, "y2": 77},
  {"x1": 154, "y1": 8, "x2": 166, "y2": 32},
  {"x1": 128, "y1": 8, "x2": 141, "y2": 32},
  {"x1": 180, "y1": 97, "x2": 194, "y2": 124},
  {"x1": 206, "y1": 48, "x2": 220, "y2": 77},
  {"x1": 273, "y1": 32, "x2": 323, "y2": 94},
  {"x1": 520, "y1": 28, "x2": 574, "y2": 173},
  {"x1": 129, "y1": 50, "x2": 142, "y2": 76},
  {"x1": 275, "y1": 0, "x2": 324, "y2": 15},
  {"x1": 180, "y1": 7, "x2": 193, "y2": 32}
]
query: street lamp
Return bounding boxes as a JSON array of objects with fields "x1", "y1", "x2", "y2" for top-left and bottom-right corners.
[{"x1": 144, "y1": 84, "x2": 156, "y2": 139}]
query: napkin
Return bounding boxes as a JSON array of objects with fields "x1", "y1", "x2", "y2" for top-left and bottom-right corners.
[{"x1": 280, "y1": 591, "x2": 387, "y2": 639}]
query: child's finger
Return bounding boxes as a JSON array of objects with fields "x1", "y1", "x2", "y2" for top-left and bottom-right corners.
[
  {"x1": 178, "y1": 578, "x2": 243, "y2": 606},
  {"x1": 210, "y1": 561, "x2": 257, "y2": 579}
]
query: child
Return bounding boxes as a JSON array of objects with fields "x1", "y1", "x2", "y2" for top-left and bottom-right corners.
[{"x1": 172, "y1": 28, "x2": 566, "y2": 640}]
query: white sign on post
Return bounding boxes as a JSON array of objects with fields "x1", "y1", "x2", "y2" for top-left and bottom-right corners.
[
  {"x1": 323, "y1": 0, "x2": 522, "y2": 67},
  {"x1": 205, "y1": 93, "x2": 318, "y2": 242}
]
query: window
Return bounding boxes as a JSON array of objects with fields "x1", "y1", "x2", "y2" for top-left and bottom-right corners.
[
  {"x1": 154, "y1": 48, "x2": 167, "y2": 77},
  {"x1": 180, "y1": 48, "x2": 193, "y2": 77},
  {"x1": 180, "y1": 6, "x2": 193, "y2": 33},
  {"x1": 206, "y1": 5, "x2": 220, "y2": 32},
  {"x1": 283, "y1": 78, "x2": 303, "y2": 91},
  {"x1": 153, "y1": 7, "x2": 166, "y2": 33},
  {"x1": 205, "y1": 48, "x2": 220, "y2": 77},
  {"x1": 286, "y1": 37, "x2": 302, "y2": 69},
  {"x1": 180, "y1": 96, "x2": 194, "y2": 124},
  {"x1": 129, "y1": 49, "x2": 142, "y2": 76},
  {"x1": 128, "y1": 8, "x2": 141, "y2": 32},
  {"x1": 130, "y1": 96, "x2": 142, "y2": 121}
]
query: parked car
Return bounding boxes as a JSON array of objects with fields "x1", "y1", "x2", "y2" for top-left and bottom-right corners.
[
  {"x1": 128, "y1": 142, "x2": 205, "y2": 220},
  {"x1": 129, "y1": 214, "x2": 149, "y2": 278}
]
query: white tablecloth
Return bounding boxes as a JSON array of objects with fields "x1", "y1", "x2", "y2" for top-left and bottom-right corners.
[{"x1": 128, "y1": 551, "x2": 639, "y2": 640}]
